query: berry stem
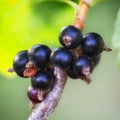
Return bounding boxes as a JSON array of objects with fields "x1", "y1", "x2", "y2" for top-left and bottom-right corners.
[
  {"x1": 28, "y1": 66, "x2": 67, "y2": 120},
  {"x1": 7, "y1": 68, "x2": 14, "y2": 73},
  {"x1": 80, "y1": 76, "x2": 91, "y2": 84},
  {"x1": 103, "y1": 45, "x2": 112, "y2": 52},
  {"x1": 73, "y1": 0, "x2": 92, "y2": 30}
]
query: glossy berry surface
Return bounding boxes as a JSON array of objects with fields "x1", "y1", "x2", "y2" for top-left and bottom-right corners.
[
  {"x1": 13, "y1": 50, "x2": 28, "y2": 77},
  {"x1": 81, "y1": 32, "x2": 105, "y2": 57},
  {"x1": 27, "y1": 86, "x2": 41, "y2": 103},
  {"x1": 28, "y1": 44, "x2": 51, "y2": 68},
  {"x1": 31, "y1": 71, "x2": 54, "y2": 90},
  {"x1": 73, "y1": 55, "x2": 94, "y2": 77},
  {"x1": 51, "y1": 47, "x2": 73, "y2": 69},
  {"x1": 59, "y1": 25, "x2": 82, "y2": 49},
  {"x1": 92, "y1": 55, "x2": 101, "y2": 67}
]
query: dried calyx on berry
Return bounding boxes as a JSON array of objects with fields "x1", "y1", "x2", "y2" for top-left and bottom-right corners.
[
  {"x1": 81, "y1": 32, "x2": 111, "y2": 57},
  {"x1": 59, "y1": 25, "x2": 83, "y2": 49}
]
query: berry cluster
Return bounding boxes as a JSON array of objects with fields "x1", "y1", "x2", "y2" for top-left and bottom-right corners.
[
  {"x1": 12, "y1": 44, "x2": 55, "y2": 107},
  {"x1": 56, "y1": 25, "x2": 111, "y2": 82},
  {"x1": 9, "y1": 25, "x2": 111, "y2": 108}
]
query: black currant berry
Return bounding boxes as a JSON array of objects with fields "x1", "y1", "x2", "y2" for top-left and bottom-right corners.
[
  {"x1": 92, "y1": 55, "x2": 101, "y2": 67},
  {"x1": 28, "y1": 44, "x2": 51, "y2": 69},
  {"x1": 59, "y1": 25, "x2": 82, "y2": 49},
  {"x1": 73, "y1": 55, "x2": 94, "y2": 78},
  {"x1": 27, "y1": 86, "x2": 41, "y2": 103},
  {"x1": 31, "y1": 71, "x2": 54, "y2": 90},
  {"x1": 67, "y1": 68, "x2": 79, "y2": 79},
  {"x1": 13, "y1": 50, "x2": 28, "y2": 77},
  {"x1": 51, "y1": 47, "x2": 73, "y2": 69},
  {"x1": 81, "y1": 32, "x2": 105, "y2": 57}
]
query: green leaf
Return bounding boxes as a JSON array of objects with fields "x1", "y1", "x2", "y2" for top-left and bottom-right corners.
[{"x1": 112, "y1": 8, "x2": 120, "y2": 67}]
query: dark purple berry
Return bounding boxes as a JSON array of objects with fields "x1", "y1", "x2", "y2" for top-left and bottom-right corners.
[
  {"x1": 92, "y1": 55, "x2": 101, "y2": 67},
  {"x1": 27, "y1": 86, "x2": 41, "y2": 103},
  {"x1": 13, "y1": 50, "x2": 28, "y2": 77},
  {"x1": 81, "y1": 32, "x2": 105, "y2": 57},
  {"x1": 31, "y1": 71, "x2": 54, "y2": 90},
  {"x1": 59, "y1": 25, "x2": 83, "y2": 49},
  {"x1": 28, "y1": 44, "x2": 51, "y2": 69},
  {"x1": 73, "y1": 55, "x2": 94, "y2": 78},
  {"x1": 67, "y1": 68, "x2": 79, "y2": 79},
  {"x1": 51, "y1": 47, "x2": 73, "y2": 69}
]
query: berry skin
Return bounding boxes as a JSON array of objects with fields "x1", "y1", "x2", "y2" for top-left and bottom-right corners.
[
  {"x1": 27, "y1": 86, "x2": 41, "y2": 103},
  {"x1": 81, "y1": 32, "x2": 105, "y2": 57},
  {"x1": 92, "y1": 55, "x2": 101, "y2": 67},
  {"x1": 51, "y1": 47, "x2": 73, "y2": 69},
  {"x1": 59, "y1": 25, "x2": 83, "y2": 49},
  {"x1": 67, "y1": 68, "x2": 79, "y2": 79},
  {"x1": 31, "y1": 71, "x2": 54, "y2": 90},
  {"x1": 73, "y1": 55, "x2": 94, "y2": 78},
  {"x1": 13, "y1": 50, "x2": 28, "y2": 77},
  {"x1": 28, "y1": 44, "x2": 51, "y2": 69}
]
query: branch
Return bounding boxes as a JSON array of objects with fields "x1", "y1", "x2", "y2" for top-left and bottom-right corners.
[
  {"x1": 73, "y1": 0, "x2": 92, "y2": 30},
  {"x1": 28, "y1": 66, "x2": 67, "y2": 120}
]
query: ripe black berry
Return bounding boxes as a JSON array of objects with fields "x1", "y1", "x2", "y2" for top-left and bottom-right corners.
[
  {"x1": 92, "y1": 55, "x2": 101, "y2": 67},
  {"x1": 67, "y1": 68, "x2": 79, "y2": 79},
  {"x1": 81, "y1": 32, "x2": 105, "y2": 57},
  {"x1": 31, "y1": 71, "x2": 54, "y2": 90},
  {"x1": 59, "y1": 25, "x2": 82, "y2": 49},
  {"x1": 13, "y1": 50, "x2": 28, "y2": 77},
  {"x1": 27, "y1": 86, "x2": 41, "y2": 103},
  {"x1": 73, "y1": 55, "x2": 94, "y2": 78},
  {"x1": 28, "y1": 44, "x2": 51, "y2": 69},
  {"x1": 51, "y1": 47, "x2": 73, "y2": 69}
]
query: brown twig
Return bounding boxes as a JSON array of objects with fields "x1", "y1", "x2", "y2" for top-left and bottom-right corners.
[{"x1": 73, "y1": 0, "x2": 91, "y2": 30}]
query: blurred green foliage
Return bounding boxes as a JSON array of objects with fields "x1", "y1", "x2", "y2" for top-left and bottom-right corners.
[
  {"x1": 0, "y1": 0, "x2": 104, "y2": 76},
  {"x1": 112, "y1": 9, "x2": 120, "y2": 67},
  {"x1": 0, "y1": 0, "x2": 120, "y2": 120}
]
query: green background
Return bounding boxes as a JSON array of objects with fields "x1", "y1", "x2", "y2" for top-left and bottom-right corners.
[{"x1": 0, "y1": 0, "x2": 120, "y2": 120}]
